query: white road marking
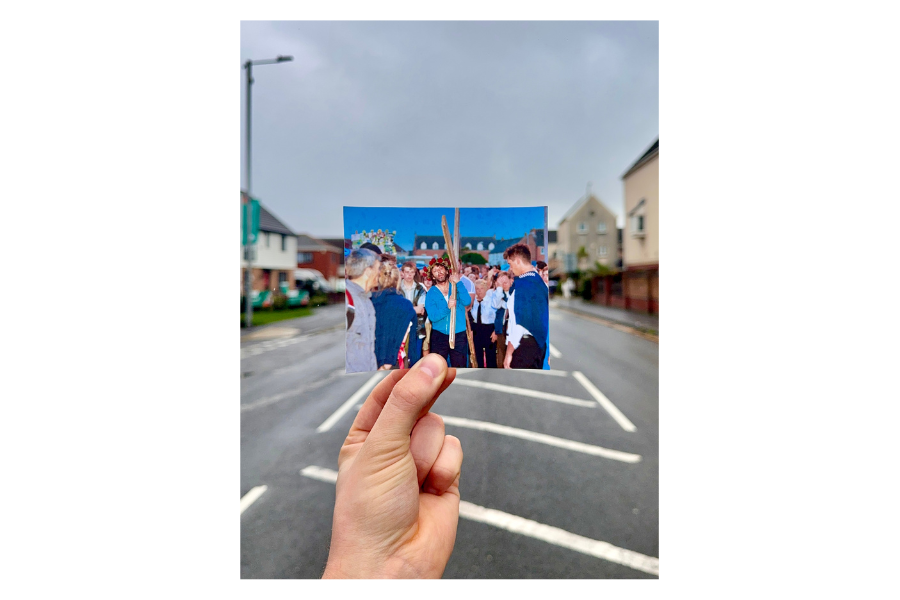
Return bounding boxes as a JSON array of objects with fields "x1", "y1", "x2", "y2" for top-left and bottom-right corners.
[
  {"x1": 548, "y1": 343, "x2": 562, "y2": 358},
  {"x1": 454, "y1": 368, "x2": 569, "y2": 377},
  {"x1": 316, "y1": 372, "x2": 385, "y2": 432},
  {"x1": 458, "y1": 500, "x2": 659, "y2": 576},
  {"x1": 300, "y1": 465, "x2": 339, "y2": 483},
  {"x1": 299, "y1": 466, "x2": 657, "y2": 576},
  {"x1": 241, "y1": 369, "x2": 344, "y2": 413},
  {"x1": 241, "y1": 390, "x2": 300, "y2": 412},
  {"x1": 240, "y1": 485, "x2": 268, "y2": 514},
  {"x1": 572, "y1": 371, "x2": 637, "y2": 432},
  {"x1": 451, "y1": 378, "x2": 596, "y2": 408},
  {"x1": 437, "y1": 415, "x2": 641, "y2": 463}
]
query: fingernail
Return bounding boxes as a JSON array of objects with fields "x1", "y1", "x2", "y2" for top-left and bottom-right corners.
[{"x1": 419, "y1": 354, "x2": 442, "y2": 380}]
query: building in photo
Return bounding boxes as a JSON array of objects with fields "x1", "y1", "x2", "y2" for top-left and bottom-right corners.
[
  {"x1": 556, "y1": 192, "x2": 619, "y2": 272},
  {"x1": 240, "y1": 194, "x2": 298, "y2": 293},
  {"x1": 621, "y1": 138, "x2": 659, "y2": 313},
  {"x1": 411, "y1": 235, "x2": 496, "y2": 262}
]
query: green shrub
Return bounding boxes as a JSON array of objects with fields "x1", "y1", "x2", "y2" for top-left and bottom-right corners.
[
  {"x1": 272, "y1": 292, "x2": 288, "y2": 310},
  {"x1": 460, "y1": 252, "x2": 487, "y2": 265}
]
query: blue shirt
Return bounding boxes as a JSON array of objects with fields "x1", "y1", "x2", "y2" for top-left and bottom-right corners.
[{"x1": 425, "y1": 282, "x2": 471, "y2": 335}]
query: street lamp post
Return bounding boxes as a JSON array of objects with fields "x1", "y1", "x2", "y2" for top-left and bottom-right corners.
[{"x1": 243, "y1": 55, "x2": 292, "y2": 329}]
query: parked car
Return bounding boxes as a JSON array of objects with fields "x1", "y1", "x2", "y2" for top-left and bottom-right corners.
[{"x1": 279, "y1": 283, "x2": 310, "y2": 307}]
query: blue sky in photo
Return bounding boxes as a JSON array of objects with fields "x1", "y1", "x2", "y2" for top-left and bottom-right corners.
[{"x1": 343, "y1": 206, "x2": 546, "y2": 252}]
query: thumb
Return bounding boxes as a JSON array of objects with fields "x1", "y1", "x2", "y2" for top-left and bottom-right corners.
[{"x1": 365, "y1": 354, "x2": 448, "y2": 448}]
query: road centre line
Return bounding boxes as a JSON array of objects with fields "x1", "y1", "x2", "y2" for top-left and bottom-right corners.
[
  {"x1": 299, "y1": 466, "x2": 657, "y2": 576},
  {"x1": 437, "y1": 415, "x2": 641, "y2": 463},
  {"x1": 240, "y1": 485, "x2": 268, "y2": 514},
  {"x1": 572, "y1": 372, "x2": 637, "y2": 432},
  {"x1": 316, "y1": 372, "x2": 385, "y2": 432},
  {"x1": 451, "y1": 378, "x2": 596, "y2": 408},
  {"x1": 454, "y1": 368, "x2": 569, "y2": 377},
  {"x1": 548, "y1": 343, "x2": 562, "y2": 358}
]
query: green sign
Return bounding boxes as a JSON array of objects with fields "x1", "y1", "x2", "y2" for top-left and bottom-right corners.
[{"x1": 242, "y1": 199, "x2": 260, "y2": 246}]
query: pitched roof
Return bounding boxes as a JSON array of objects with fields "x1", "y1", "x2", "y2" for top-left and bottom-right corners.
[
  {"x1": 557, "y1": 194, "x2": 616, "y2": 226},
  {"x1": 296, "y1": 233, "x2": 341, "y2": 252},
  {"x1": 317, "y1": 237, "x2": 345, "y2": 250},
  {"x1": 258, "y1": 204, "x2": 296, "y2": 236},
  {"x1": 622, "y1": 138, "x2": 659, "y2": 179},
  {"x1": 487, "y1": 238, "x2": 521, "y2": 254}
]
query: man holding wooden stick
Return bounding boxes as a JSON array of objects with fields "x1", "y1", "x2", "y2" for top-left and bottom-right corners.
[{"x1": 423, "y1": 256, "x2": 471, "y2": 367}]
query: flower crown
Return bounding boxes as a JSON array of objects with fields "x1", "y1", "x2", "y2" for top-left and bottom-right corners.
[{"x1": 425, "y1": 256, "x2": 452, "y2": 281}]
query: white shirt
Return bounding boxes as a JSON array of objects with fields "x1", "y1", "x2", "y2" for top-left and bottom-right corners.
[
  {"x1": 470, "y1": 291, "x2": 497, "y2": 325},
  {"x1": 459, "y1": 276, "x2": 475, "y2": 296},
  {"x1": 506, "y1": 289, "x2": 532, "y2": 350},
  {"x1": 399, "y1": 281, "x2": 426, "y2": 307},
  {"x1": 491, "y1": 287, "x2": 509, "y2": 311}
]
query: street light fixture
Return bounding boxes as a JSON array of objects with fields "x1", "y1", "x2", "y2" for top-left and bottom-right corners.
[{"x1": 243, "y1": 55, "x2": 293, "y2": 329}]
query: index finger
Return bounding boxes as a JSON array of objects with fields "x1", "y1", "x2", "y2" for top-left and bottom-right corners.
[{"x1": 347, "y1": 359, "x2": 456, "y2": 439}]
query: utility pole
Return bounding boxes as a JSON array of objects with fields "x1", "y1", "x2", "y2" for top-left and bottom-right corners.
[{"x1": 242, "y1": 55, "x2": 292, "y2": 329}]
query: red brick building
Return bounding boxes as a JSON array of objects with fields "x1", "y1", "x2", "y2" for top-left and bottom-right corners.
[{"x1": 296, "y1": 234, "x2": 343, "y2": 285}]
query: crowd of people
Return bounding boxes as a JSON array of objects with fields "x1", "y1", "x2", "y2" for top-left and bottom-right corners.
[{"x1": 345, "y1": 241, "x2": 551, "y2": 373}]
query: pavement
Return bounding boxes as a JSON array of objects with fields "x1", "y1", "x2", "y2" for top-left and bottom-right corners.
[
  {"x1": 240, "y1": 302, "x2": 658, "y2": 578},
  {"x1": 552, "y1": 296, "x2": 659, "y2": 333}
]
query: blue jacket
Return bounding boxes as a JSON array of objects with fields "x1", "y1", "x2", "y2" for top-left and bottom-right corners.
[
  {"x1": 425, "y1": 282, "x2": 471, "y2": 335},
  {"x1": 511, "y1": 271, "x2": 549, "y2": 357},
  {"x1": 371, "y1": 288, "x2": 417, "y2": 368},
  {"x1": 492, "y1": 289, "x2": 509, "y2": 335}
]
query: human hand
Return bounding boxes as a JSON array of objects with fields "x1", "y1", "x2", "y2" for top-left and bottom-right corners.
[
  {"x1": 323, "y1": 354, "x2": 462, "y2": 579},
  {"x1": 415, "y1": 305, "x2": 425, "y2": 315},
  {"x1": 490, "y1": 332, "x2": 497, "y2": 343},
  {"x1": 449, "y1": 272, "x2": 460, "y2": 284},
  {"x1": 448, "y1": 297, "x2": 456, "y2": 309}
]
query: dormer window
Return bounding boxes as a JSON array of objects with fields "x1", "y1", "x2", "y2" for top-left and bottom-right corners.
[
  {"x1": 432, "y1": 242, "x2": 439, "y2": 250},
  {"x1": 488, "y1": 242, "x2": 495, "y2": 250},
  {"x1": 420, "y1": 242, "x2": 427, "y2": 250},
  {"x1": 477, "y1": 242, "x2": 484, "y2": 250},
  {"x1": 465, "y1": 243, "x2": 472, "y2": 250}
]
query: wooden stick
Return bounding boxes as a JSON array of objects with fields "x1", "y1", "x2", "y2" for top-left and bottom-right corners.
[{"x1": 441, "y1": 216, "x2": 457, "y2": 349}]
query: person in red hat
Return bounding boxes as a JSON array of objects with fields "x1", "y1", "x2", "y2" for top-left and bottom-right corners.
[{"x1": 423, "y1": 256, "x2": 471, "y2": 367}]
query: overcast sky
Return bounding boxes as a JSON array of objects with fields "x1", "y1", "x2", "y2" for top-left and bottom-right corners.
[{"x1": 240, "y1": 21, "x2": 658, "y2": 237}]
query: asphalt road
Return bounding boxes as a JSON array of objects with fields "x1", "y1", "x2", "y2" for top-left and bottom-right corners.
[{"x1": 240, "y1": 301, "x2": 659, "y2": 578}]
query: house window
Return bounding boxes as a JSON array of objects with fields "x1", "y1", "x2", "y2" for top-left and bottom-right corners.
[
  {"x1": 298, "y1": 252, "x2": 313, "y2": 263},
  {"x1": 598, "y1": 221, "x2": 607, "y2": 234},
  {"x1": 477, "y1": 242, "x2": 484, "y2": 250},
  {"x1": 432, "y1": 242, "x2": 439, "y2": 250},
  {"x1": 632, "y1": 215, "x2": 645, "y2": 235},
  {"x1": 465, "y1": 242, "x2": 472, "y2": 250},
  {"x1": 420, "y1": 242, "x2": 427, "y2": 250},
  {"x1": 597, "y1": 246, "x2": 607, "y2": 257},
  {"x1": 577, "y1": 222, "x2": 587, "y2": 234},
  {"x1": 488, "y1": 242, "x2": 495, "y2": 250},
  {"x1": 278, "y1": 272, "x2": 287, "y2": 285}
]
